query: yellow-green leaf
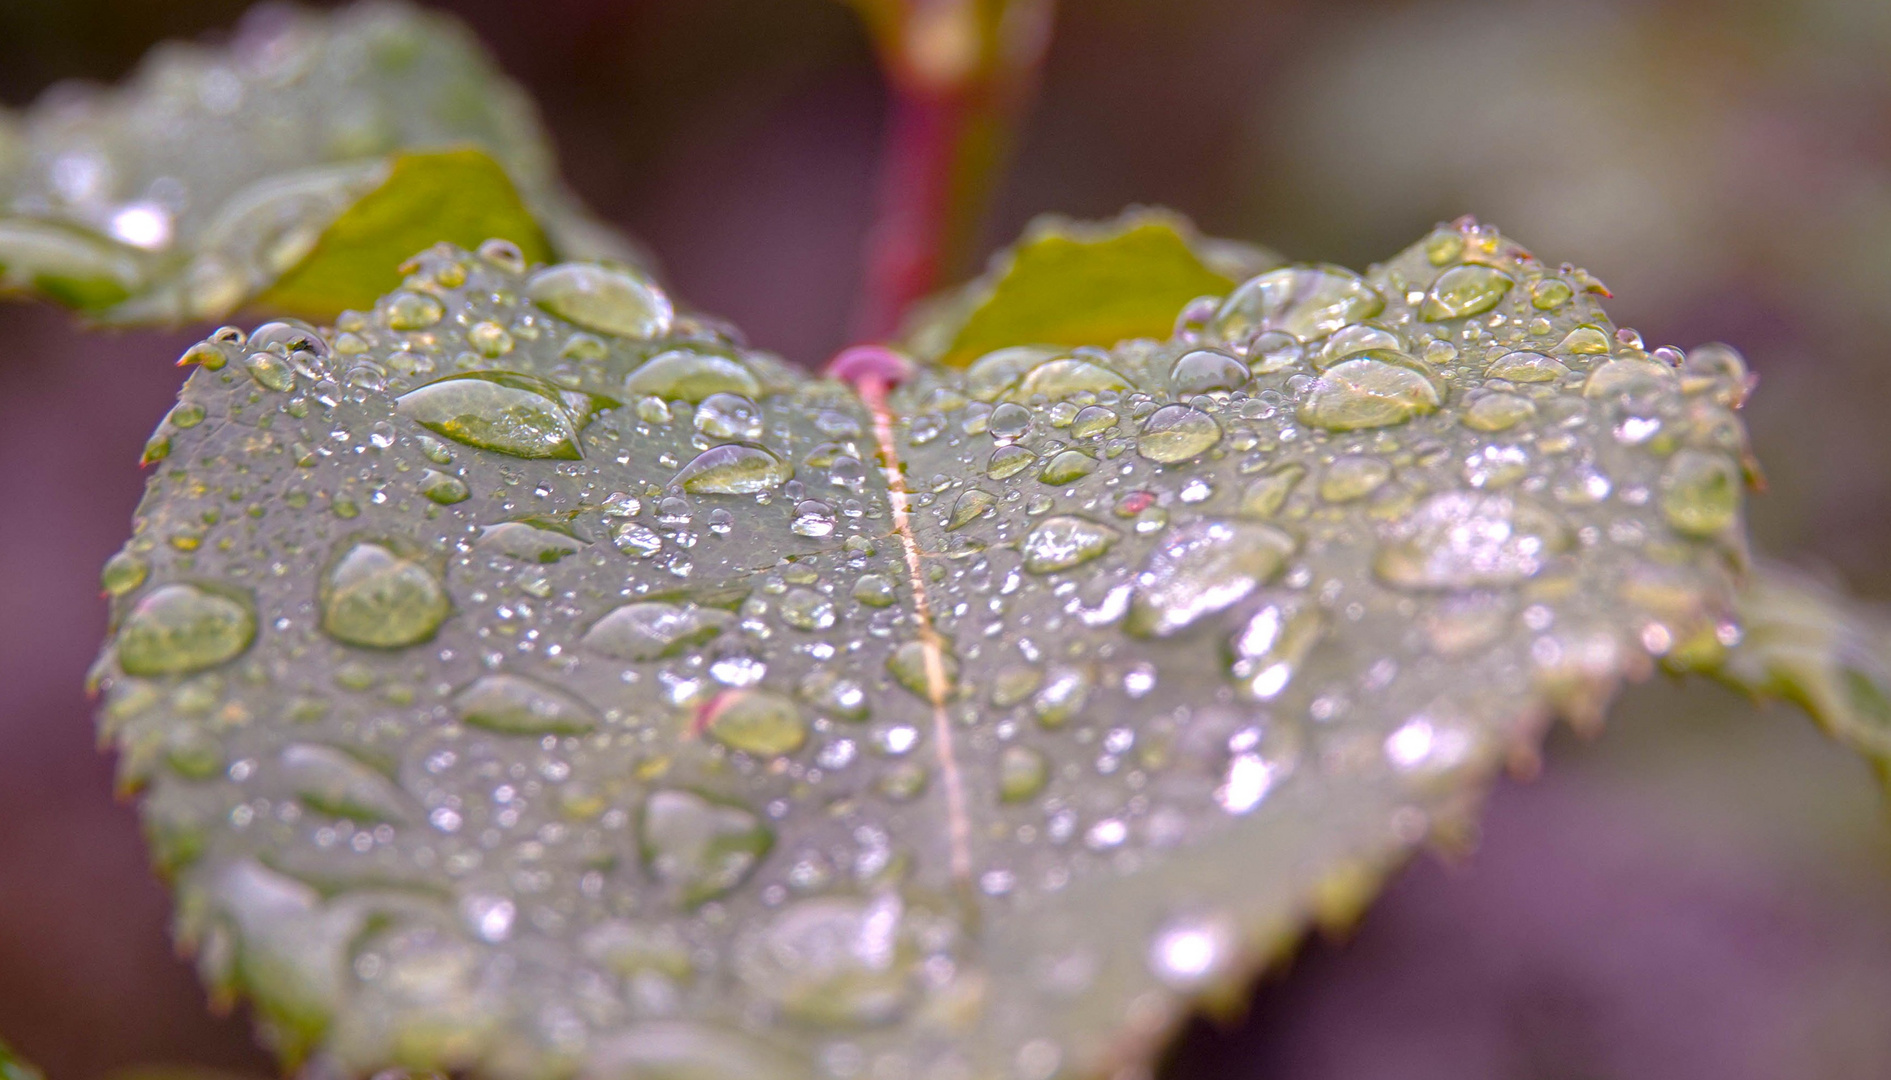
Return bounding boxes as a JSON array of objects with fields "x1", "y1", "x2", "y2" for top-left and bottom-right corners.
[
  {"x1": 922, "y1": 210, "x2": 1267, "y2": 367},
  {"x1": 256, "y1": 148, "x2": 551, "y2": 321}
]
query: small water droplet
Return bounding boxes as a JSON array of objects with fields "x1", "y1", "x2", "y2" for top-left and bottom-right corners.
[
  {"x1": 998, "y1": 745, "x2": 1049, "y2": 803},
  {"x1": 703, "y1": 689, "x2": 807, "y2": 756},
  {"x1": 584, "y1": 602, "x2": 731, "y2": 661},
  {"x1": 986, "y1": 444, "x2": 1038, "y2": 479},
  {"x1": 887, "y1": 640, "x2": 959, "y2": 699},
  {"x1": 384, "y1": 290, "x2": 444, "y2": 330},
  {"x1": 1148, "y1": 914, "x2": 1236, "y2": 990},
  {"x1": 781, "y1": 587, "x2": 838, "y2": 631},
  {"x1": 1021, "y1": 515, "x2": 1120, "y2": 573},
  {"x1": 100, "y1": 551, "x2": 148, "y2": 597},
  {"x1": 419, "y1": 469, "x2": 469, "y2": 504},
  {"x1": 852, "y1": 574, "x2": 897, "y2": 608},
  {"x1": 694, "y1": 392, "x2": 765, "y2": 439},
  {"x1": 988, "y1": 402, "x2": 1032, "y2": 440},
  {"x1": 947, "y1": 488, "x2": 997, "y2": 530},
  {"x1": 1318, "y1": 455, "x2": 1392, "y2": 502},
  {"x1": 640, "y1": 789, "x2": 773, "y2": 905},
  {"x1": 1462, "y1": 392, "x2": 1536, "y2": 432}
]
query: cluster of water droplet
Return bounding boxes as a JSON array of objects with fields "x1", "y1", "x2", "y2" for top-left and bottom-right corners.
[
  {"x1": 95, "y1": 217, "x2": 1753, "y2": 1080},
  {"x1": 0, "y1": 1, "x2": 627, "y2": 320}
]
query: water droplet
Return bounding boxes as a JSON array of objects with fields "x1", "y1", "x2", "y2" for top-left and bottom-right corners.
[
  {"x1": 792, "y1": 500, "x2": 838, "y2": 538},
  {"x1": 1555, "y1": 326, "x2": 1612, "y2": 355},
  {"x1": 116, "y1": 583, "x2": 255, "y2": 676},
  {"x1": 319, "y1": 541, "x2": 451, "y2": 648},
  {"x1": 986, "y1": 444, "x2": 1038, "y2": 479},
  {"x1": 1313, "y1": 322, "x2": 1404, "y2": 370},
  {"x1": 1297, "y1": 355, "x2": 1441, "y2": 432},
  {"x1": 280, "y1": 743, "x2": 409, "y2": 822},
  {"x1": 703, "y1": 690, "x2": 807, "y2": 756},
  {"x1": 672, "y1": 444, "x2": 792, "y2": 495},
  {"x1": 998, "y1": 745, "x2": 1049, "y2": 803},
  {"x1": 1169, "y1": 349, "x2": 1249, "y2": 395},
  {"x1": 584, "y1": 602, "x2": 731, "y2": 661},
  {"x1": 1127, "y1": 520, "x2": 1295, "y2": 636},
  {"x1": 1069, "y1": 405, "x2": 1118, "y2": 438},
  {"x1": 477, "y1": 520, "x2": 586, "y2": 563},
  {"x1": 1375, "y1": 493, "x2": 1566, "y2": 590},
  {"x1": 1319, "y1": 455, "x2": 1392, "y2": 502},
  {"x1": 1032, "y1": 666, "x2": 1092, "y2": 727},
  {"x1": 1212, "y1": 265, "x2": 1384, "y2": 342},
  {"x1": 612, "y1": 521, "x2": 664, "y2": 557},
  {"x1": 100, "y1": 551, "x2": 148, "y2": 597},
  {"x1": 640, "y1": 789, "x2": 773, "y2": 906},
  {"x1": 1462, "y1": 392, "x2": 1535, "y2": 432},
  {"x1": 1039, "y1": 449, "x2": 1097, "y2": 485},
  {"x1": 965, "y1": 345, "x2": 1061, "y2": 401},
  {"x1": 1009, "y1": 359, "x2": 1131, "y2": 401},
  {"x1": 527, "y1": 262, "x2": 674, "y2": 339},
  {"x1": 384, "y1": 290, "x2": 444, "y2": 330},
  {"x1": 887, "y1": 640, "x2": 959, "y2": 699},
  {"x1": 1583, "y1": 357, "x2": 1675, "y2": 400},
  {"x1": 800, "y1": 669, "x2": 870, "y2": 721},
  {"x1": 466, "y1": 320, "x2": 514, "y2": 358},
  {"x1": 419, "y1": 469, "x2": 469, "y2": 504},
  {"x1": 626, "y1": 351, "x2": 762, "y2": 403},
  {"x1": 453, "y1": 674, "x2": 598, "y2": 734},
  {"x1": 1248, "y1": 330, "x2": 1304, "y2": 374},
  {"x1": 1137, "y1": 404, "x2": 1222, "y2": 463},
  {"x1": 988, "y1": 402, "x2": 1032, "y2": 440},
  {"x1": 947, "y1": 488, "x2": 997, "y2": 530},
  {"x1": 1660, "y1": 450, "x2": 1741, "y2": 537},
  {"x1": 1148, "y1": 914, "x2": 1236, "y2": 990},
  {"x1": 243, "y1": 351, "x2": 296, "y2": 392},
  {"x1": 395, "y1": 372, "x2": 593, "y2": 460},
  {"x1": 782, "y1": 587, "x2": 837, "y2": 631},
  {"x1": 852, "y1": 574, "x2": 897, "y2": 608},
  {"x1": 1021, "y1": 515, "x2": 1120, "y2": 573},
  {"x1": 1228, "y1": 603, "x2": 1323, "y2": 701},
  {"x1": 694, "y1": 393, "x2": 765, "y2": 439},
  {"x1": 1530, "y1": 278, "x2": 1574, "y2": 310},
  {"x1": 736, "y1": 892, "x2": 922, "y2": 1025},
  {"x1": 1484, "y1": 350, "x2": 1569, "y2": 383},
  {"x1": 1420, "y1": 264, "x2": 1514, "y2": 320},
  {"x1": 1239, "y1": 465, "x2": 1305, "y2": 519}
]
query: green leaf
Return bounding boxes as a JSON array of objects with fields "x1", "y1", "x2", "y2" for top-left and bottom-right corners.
[
  {"x1": 0, "y1": 1, "x2": 638, "y2": 324},
  {"x1": 255, "y1": 148, "x2": 552, "y2": 320},
  {"x1": 911, "y1": 208, "x2": 1281, "y2": 367},
  {"x1": 97, "y1": 218, "x2": 1825, "y2": 1079}
]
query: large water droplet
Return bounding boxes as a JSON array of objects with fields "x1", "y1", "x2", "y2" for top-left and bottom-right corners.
[
  {"x1": 319, "y1": 541, "x2": 451, "y2": 648},
  {"x1": 1484, "y1": 350, "x2": 1569, "y2": 383},
  {"x1": 965, "y1": 346, "x2": 1060, "y2": 401},
  {"x1": 1021, "y1": 515, "x2": 1120, "y2": 573},
  {"x1": 640, "y1": 789, "x2": 773, "y2": 906},
  {"x1": 781, "y1": 587, "x2": 837, "y2": 631},
  {"x1": 1009, "y1": 359, "x2": 1131, "y2": 401},
  {"x1": 1313, "y1": 322, "x2": 1404, "y2": 370},
  {"x1": 1039, "y1": 449, "x2": 1097, "y2": 485},
  {"x1": 477, "y1": 520, "x2": 586, "y2": 563},
  {"x1": 583, "y1": 602, "x2": 732, "y2": 661},
  {"x1": 694, "y1": 392, "x2": 765, "y2": 439},
  {"x1": 887, "y1": 640, "x2": 959, "y2": 699},
  {"x1": 280, "y1": 743, "x2": 409, "y2": 822},
  {"x1": 1461, "y1": 392, "x2": 1536, "y2": 432},
  {"x1": 736, "y1": 892, "x2": 923, "y2": 1025},
  {"x1": 395, "y1": 372, "x2": 593, "y2": 460},
  {"x1": 1211, "y1": 265, "x2": 1384, "y2": 342},
  {"x1": 1375, "y1": 492, "x2": 1567, "y2": 590},
  {"x1": 1297, "y1": 355, "x2": 1441, "y2": 432},
  {"x1": 947, "y1": 488, "x2": 997, "y2": 530},
  {"x1": 527, "y1": 262, "x2": 674, "y2": 339},
  {"x1": 100, "y1": 551, "x2": 148, "y2": 597},
  {"x1": 453, "y1": 674, "x2": 599, "y2": 735},
  {"x1": 1127, "y1": 520, "x2": 1296, "y2": 636},
  {"x1": 703, "y1": 690, "x2": 807, "y2": 756},
  {"x1": 999, "y1": 745, "x2": 1049, "y2": 803},
  {"x1": 1420, "y1": 264, "x2": 1514, "y2": 320},
  {"x1": 1137, "y1": 404, "x2": 1222, "y2": 463},
  {"x1": 1660, "y1": 449, "x2": 1741, "y2": 537},
  {"x1": 1169, "y1": 349, "x2": 1249, "y2": 395},
  {"x1": 672, "y1": 444, "x2": 792, "y2": 495},
  {"x1": 116, "y1": 583, "x2": 255, "y2": 676},
  {"x1": 1228, "y1": 602, "x2": 1323, "y2": 701},
  {"x1": 626, "y1": 351, "x2": 762, "y2": 403}
]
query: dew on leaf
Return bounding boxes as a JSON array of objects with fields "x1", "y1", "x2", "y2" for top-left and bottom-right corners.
[
  {"x1": 318, "y1": 541, "x2": 450, "y2": 648},
  {"x1": 998, "y1": 745, "x2": 1050, "y2": 803},
  {"x1": 1228, "y1": 602, "x2": 1324, "y2": 701},
  {"x1": 1313, "y1": 322, "x2": 1403, "y2": 370},
  {"x1": 852, "y1": 574, "x2": 897, "y2": 608},
  {"x1": 989, "y1": 402, "x2": 1033, "y2": 440},
  {"x1": 477, "y1": 520, "x2": 585, "y2": 563},
  {"x1": 1375, "y1": 492, "x2": 1567, "y2": 590},
  {"x1": 1239, "y1": 465, "x2": 1305, "y2": 519},
  {"x1": 1420, "y1": 264, "x2": 1514, "y2": 320},
  {"x1": 116, "y1": 583, "x2": 255, "y2": 676},
  {"x1": 947, "y1": 488, "x2": 998, "y2": 530},
  {"x1": 1021, "y1": 515, "x2": 1121, "y2": 573},
  {"x1": 1039, "y1": 449, "x2": 1098, "y2": 485},
  {"x1": 1126, "y1": 519, "x2": 1296, "y2": 636},
  {"x1": 384, "y1": 290, "x2": 444, "y2": 330},
  {"x1": 453, "y1": 674, "x2": 599, "y2": 735},
  {"x1": 280, "y1": 743, "x2": 409, "y2": 822},
  {"x1": 672, "y1": 444, "x2": 791, "y2": 495},
  {"x1": 1660, "y1": 449, "x2": 1742, "y2": 537},
  {"x1": 1462, "y1": 392, "x2": 1536, "y2": 432},
  {"x1": 887, "y1": 640, "x2": 959, "y2": 698},
  {"x1": 100, "y1": 550, "x2": 148, "y2": 597},
  {"x1": 1484, "y1": 350, "x2": 1569, "y2": 383},
  {"x1": 1136, "y1": 404, "x2": 1222, "y2": 463},
  {"x1": 1009, "y1": 358, "x2": 1131, "y2": 401},
  {"x1": 1147, "y1": 914, "x2": 1236, "y2": 990},
  {"x1": 1298, "y1": 355, "x2": 1441, "y2": 432},
  {"x1": 395, "y1": 372, "x2": 590, "y2": 460},
  {"x1": 694, "y1": 393, "x2": 765, "y2": 439},
  {"x1": 583, "y1": 602, "x2": 731, "y2": 661},
  {"x1": 1211, "y1": 264, "x2": 1384, "y2": 342},
  {"x1": 418, "y1": 469, "x2": 469, "y2": 504},
  {"x1": 986, "y1": 444, "x2": 1038, "y2": 480},
  {"x1": 526, "y1": 262, "x2": 673, "y2": 339},
  {"x1": 639, "y1": 789, "x2": 773, "y2": 906},
  {"x1": 1169, "y1": 349, "x2": 1249, "y2": 395},
  {"x1": 1555, "y1": 326, "x2": 1613, "y2": 355},
  {"x1": 702, "y1": 690, "x2": 807, "y2": 757},
  {"x1": 1069, "y1": 405, "x2": 1118, "y2": 438},
  {"x1": 781, "y1": 588, "x2": 838, "y2": 631},
  {"x1": 1032, "y1": 666, "x2": 1093, "y2": 727},
  {"x1": 1319, "y1": 455, "x2": 1393, "y2": 502},
  {"x1": 626, "y1": 351, "x2": 762, "y2": 403},
  {"x1": 735, "y1": 892, "x2": 926, "y2": 1026}
]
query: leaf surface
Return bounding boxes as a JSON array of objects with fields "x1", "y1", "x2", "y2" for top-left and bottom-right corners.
[
  {"x1": 912, "y1": 209, "x2": 1280, "y2": 367},
  {"x1": 97, "y1": 220, "x2": 1793, "y2": 1078},
  {"x1": 0, "y1": 1, "x2": 634, "y2": 324}
]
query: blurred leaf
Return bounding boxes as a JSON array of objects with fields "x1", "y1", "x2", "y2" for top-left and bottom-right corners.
[
  {"x1": 256, "y1": 148, "x2": 551, "y2": 321},
  {"x1": 0, "y1": 1040, "x2": 44, "y2": 1080},
  {"x1": 0, "y1": 1, "x2": 638, "y2": 325},
  {"x1": 914, "y1": 209, "x2": 1277, "y2": 367},
  {"x1": 92, "y1": 215, "x2": 1803, "y2": 1079}
]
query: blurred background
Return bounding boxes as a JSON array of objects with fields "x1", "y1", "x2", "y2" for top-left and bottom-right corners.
[{"x1": 2, "y1": 0, "x2": 1889, "y2": 1076}]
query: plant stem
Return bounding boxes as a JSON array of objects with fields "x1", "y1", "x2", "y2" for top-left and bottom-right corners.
[{"x1": 849, "y1": 0, "x2": 1055, "y2": 343}]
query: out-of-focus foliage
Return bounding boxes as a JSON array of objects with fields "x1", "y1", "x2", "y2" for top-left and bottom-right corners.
[
  {"x1": 91, "y1": 215, "x2": 1823, "y2": 1078},
  {"x1": 0, "y1": 1, "x2": 632, "y2": 324}
]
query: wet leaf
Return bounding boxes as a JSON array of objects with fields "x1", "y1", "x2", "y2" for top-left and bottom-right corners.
[
  {"x1": 98, "y1": 218, "x2": 1833, "y2": 1079},
  {"x1": 911, "y1": 208, "x2": 1280, "y2": 367},
  {"x1": 0, "y1": 1, "x2": 636, "y2": 324},
  {"x1": 256, "y1": 148, "x2": 552, "y2": 320}
]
